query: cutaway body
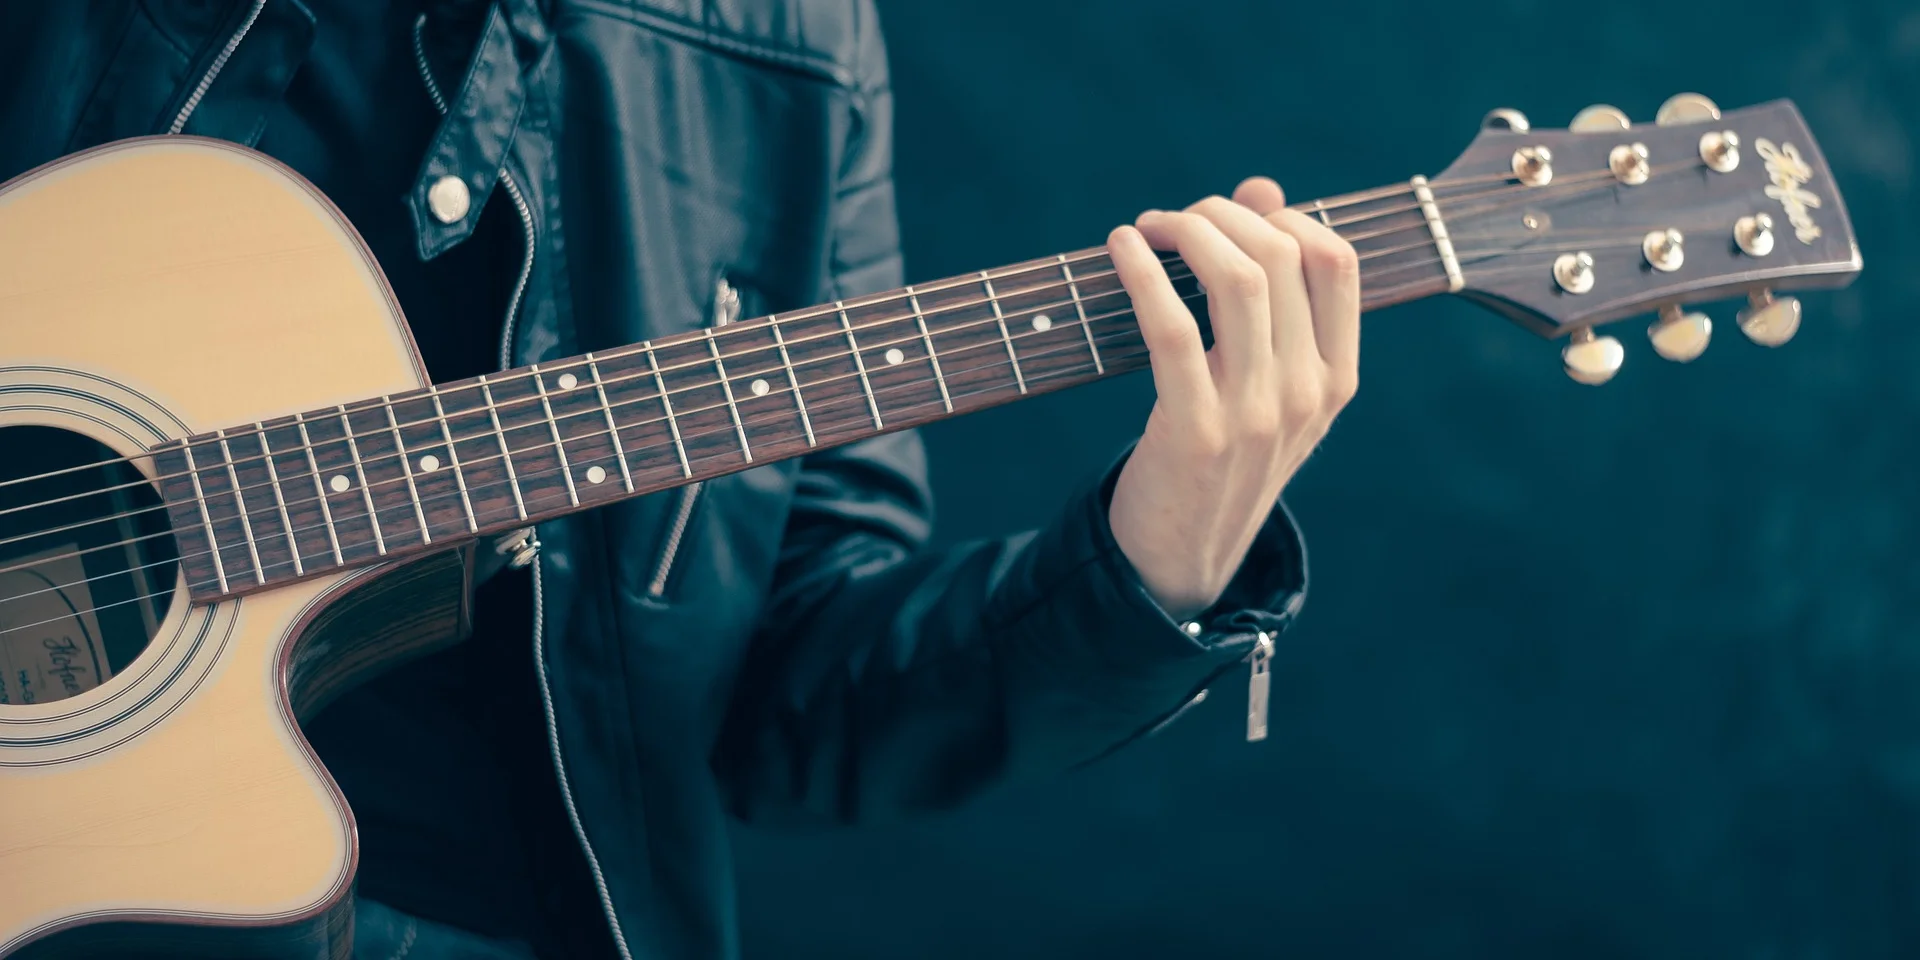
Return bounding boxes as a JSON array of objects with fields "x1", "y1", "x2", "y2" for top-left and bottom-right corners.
[{"x1": 0, "y1": 139, "x2": 468, "y2": 959}]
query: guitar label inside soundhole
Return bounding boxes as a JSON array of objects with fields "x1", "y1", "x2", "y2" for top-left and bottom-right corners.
[
  {"x1": 0, "y1": 544, "x2": 110, "y2": 703},
  {"x1": 0, "y1": 426, "x2": 178, "y2": 705}
]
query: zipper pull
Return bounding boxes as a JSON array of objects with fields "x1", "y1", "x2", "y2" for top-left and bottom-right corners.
[
  {"x1": 714, "y1": 275, "x2": 742, "y2": 327},
  {"x1": 1246, "y1": 631, "x2": 1273, "y2": 742}
]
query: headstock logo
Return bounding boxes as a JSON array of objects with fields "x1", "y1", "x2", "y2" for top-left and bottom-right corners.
[{"x1": 1754, "y1": 138, "x2": 1822, "y2": 244}]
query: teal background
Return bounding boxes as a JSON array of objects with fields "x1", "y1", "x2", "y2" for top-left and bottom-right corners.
[{"x1": 736, "y1": 1, "x2": 1920, "y2": 956}]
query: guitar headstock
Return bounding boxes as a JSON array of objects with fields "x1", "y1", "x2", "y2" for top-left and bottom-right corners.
[{"x1": 1435, "y1": 94, "x2": 1860, "y2": 383}]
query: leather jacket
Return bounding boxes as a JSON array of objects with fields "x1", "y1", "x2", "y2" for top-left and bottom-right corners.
[{"x1": 0, "y1": 2, "x2": 1308, "y2": 957}]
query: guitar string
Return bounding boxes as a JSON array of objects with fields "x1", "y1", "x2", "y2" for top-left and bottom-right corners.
[
  {"x1": 0, "y1": 217, "x2": 1646, "y2": 564},
  {"x1": 0, "y1": 250, "x2": 1477, "y2": 608},
  {"x1": 0, "y1": 288, "x2": 1211, "y2": 590},
  {"x1": 2, "y1": 158, "x2": 1737, "y2": 602},
  {"x1": 0, "y1": 280, "x2": 1221, "y2": 587},
  {"x1": 0, "y1": 318, "x2": 1180, "y2": 630},
  {"x1": 0, "y1": 160, "x2": 1668, "y2": 497},
  {"x1": 0, "y1": 172, "x2": 1729, "y2": 575},
  {"x1": 0, "y1": 177, "x2": 1692, "y2": 539},
  {"x1": 0, "y1": 224, "x2": 1470, "y2": 527},
  {"x1": 0, "y1": 206, "x2": 1722, "y2": 560},
  {"x1": 0, "y1": 219, "x2": 1678, "y2": 612}
]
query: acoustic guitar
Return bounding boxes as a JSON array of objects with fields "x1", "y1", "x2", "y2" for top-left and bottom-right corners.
[{"x1": 0, "y1": 94, "x2": 1861, "y2": 958}]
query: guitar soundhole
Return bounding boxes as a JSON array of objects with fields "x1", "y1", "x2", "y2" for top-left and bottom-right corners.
[{"x1": 0, "y1": 426, "x2": 178, "y2": 705}]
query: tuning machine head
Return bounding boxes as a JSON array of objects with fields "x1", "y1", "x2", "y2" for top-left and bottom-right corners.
[
  {"x1": 1737, "y1": 289, "x2": 1802, "y2": 347},
  {"x1": 1562, "y1": 327, "x2": 1625, "y2": 385},
  {"x1": 1482, "y1": 108, "x2": 1530, "y2": 132},
  {"x1": 1648, "y1": 305, "x2": 1712, "y2": 362},
  {"x1": 1655, "y1": 93, "x2": 1722, "y2": 126},
  {"x1": 1570, "y1": 104, "x2": 1631, "y2": 132}
]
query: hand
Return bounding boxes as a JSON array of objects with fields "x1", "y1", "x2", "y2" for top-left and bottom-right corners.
[{"x1": 1106, "y1": 177, "x2": 1360, "y2": 620}]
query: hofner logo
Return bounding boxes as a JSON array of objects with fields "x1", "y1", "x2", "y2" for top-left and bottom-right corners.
[{"x1": 1754, "y1": 138, "x2": 1822, "y2": 245}]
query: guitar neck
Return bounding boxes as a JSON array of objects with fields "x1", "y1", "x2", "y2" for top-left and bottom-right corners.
[{"x1": 155, "y1": 178, "x2": 1455, "y2": 602}]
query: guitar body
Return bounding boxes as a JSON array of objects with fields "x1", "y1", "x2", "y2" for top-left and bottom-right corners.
[{"x1": 0, "y1": 139, "x2": 472, "y2": 959}]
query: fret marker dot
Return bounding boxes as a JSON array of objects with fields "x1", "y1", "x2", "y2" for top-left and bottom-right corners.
[
  {"x1": 884, "y1": 347, "x2": 905, "y2": 365},
  {"x1": 329, "y1": 475, "x2": 350, "y2": 493},
  {"x1": 1032, "y1": 313, "x2": 1053, "y2": 332},
  {"x1": 750, "y1": 378, "x2": 770, "y2": 397},
  {"x1": 419, "y1": 454, "x2": 440, "y2": 472},
  {"x1": 557, "y1": 373, "x2": 579, "y2": 390},
  {"x1": 586, "y1": 465, "x2": 607, "y2": 485}
]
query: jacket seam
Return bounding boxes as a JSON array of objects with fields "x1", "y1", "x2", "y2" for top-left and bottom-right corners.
[
  {"x1": 135, "y1": 1, "x2": 196, "y2": 59},
  {"x1": 567, "y1": 0, "x2": 857, "y2": 88},
  {"x1": 62, "y1": 9, "x2": 138, "y2": 152}
]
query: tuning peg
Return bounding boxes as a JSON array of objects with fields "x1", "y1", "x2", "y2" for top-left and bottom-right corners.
[
  {"x1": 1553, "y1": 251, "x2": 1594, "y2": 293},
  {"x1": 1648, "y1": 305, "x2": 1712, "y2": 362},
  {"x1": 1570, "y1": 104, "x2": 1630, "y2": 132},
  {"x1": 1563, "y1": 327, "x2": 1625, "y2": 385},
  {"x1": 1655, "y1": 93, "x2": 1721, "y2": 126},
  {"x1": 1482, "y1": 108, "x2": 1530, "y2": 132},
  {"x1": 1734, "y1": 213, "x2": 1775, "y2": 257},
  {"x1": 1737, "y1": 289, "x2": 1802, "y2": 347},
  {"x1": 1642, "y1": 228, "x2": 1685, "y2": 272}
]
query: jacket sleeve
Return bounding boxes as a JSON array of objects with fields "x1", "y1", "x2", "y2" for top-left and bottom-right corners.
[{"x1": 711, "y1": 0, "x2": 1308, "y2": 826}]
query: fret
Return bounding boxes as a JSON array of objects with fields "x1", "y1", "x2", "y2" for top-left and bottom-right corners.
[
  {"x1": 1056, "y1": 254, "x2": 1104, "y2": 375},
  {"x1": 585, "y1": 349, "x2": 682, "y2": 489},
  {"x1": 904, "y1": 285, "x2": 953, "y2": 413},
  {"x1": 762, "y1": 308, "x2": 876, "y2": 445},
  {"x1": 703, "y1": 329, "x2": 754, "y2": 462},
  {"x1": 836, "y1": 295, "x2": 947, "y2": 426},
  {"x1": 836, "y1": 301, "x2": 884, "y2": 430},
  {"x1": 215, "y1": 430, "x2": 266, "y2": 585},
  {"x1": 529, "y1": 364, "x2": 582, "y2": 507},
  {"x1": 432, "y1": 377, "x2": 533, "y2": 529},
  {"x1": 256, "y1": 422, "x2": 303, "y2": 577},
  {"x1": 971, "y1": 260, "x2": 1107, "y2": 393},
  {"x1": 295, "y1": 414, "x2": 345, "y2": 566},
  {"x1": 478, "y1": 374, "x2": 529, "y2": 521},
  {"x1": 428, "y1": 385, "x2": 479, "y2": 533},
  {"x1": 644, "y1": 345, "x2": 692, "y2": 478},
  {"x1": 538, "y1": 363, "x2": 629, "y2": 501},
  {"x1": 904, "y1": 274, "x2": 1028, "y2": 416},
  {"x1": 1050, "y1": 251, "x2": 1145, "y2": 370},
  {"x1": 381, "y1": 398, "x2": 433, "y2": 545},
  {"x1": 250, "y1": 419, "x2": 326, "y2": 577},
  {"x1": 979, "y1": 270, "x2": 1028, "y2": 394},
  {"x1": 180, "y1": 442, "x2": 229, "y2": 594},
  {"x1": 767, "y1": 318, "x2": 817, "y2": 446},
  {"x1": 648, "y1": 333, "x2": 761, "y2": 472},
  {"x1": 336, "y1": 405, "x2": 386, "y2": 556},
  {"x1": 586, "y1": 355, "x2": 636, "y2": 493}
]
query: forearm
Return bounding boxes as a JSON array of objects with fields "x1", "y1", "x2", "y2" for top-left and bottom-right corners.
[{"x1": 713, "y1": 449, "x2": 1306, "y2": 825}]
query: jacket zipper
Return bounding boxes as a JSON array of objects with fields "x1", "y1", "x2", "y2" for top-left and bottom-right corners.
[
  {"x1": 644, "y1": 275, "x2": 740, "y2": 598},
  {"x1": 167, "y1": 0, "x2": 267, "y2": 134},
  {"x1": 646, "y1": 484, "x2": 702, "y2": 598},
  {"x1": 414, "y1": 17, "x2": 635, "y2": 960},
  {"x1": 1245, "y1": 631, "x2": 1273, "y2": 742},
  {"x1": 1142, "y1": 629, "x2": 1274, "y2": 740}
]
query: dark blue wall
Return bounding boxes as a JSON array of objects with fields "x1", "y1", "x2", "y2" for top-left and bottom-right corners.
[{"x1": 736, "y1": 1, "x2": 1920, "y2": 956}]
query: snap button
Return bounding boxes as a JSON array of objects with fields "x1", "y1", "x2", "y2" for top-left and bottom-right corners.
[{"x1": 427, "y1": 175, "x2": 471, "y2": 224}]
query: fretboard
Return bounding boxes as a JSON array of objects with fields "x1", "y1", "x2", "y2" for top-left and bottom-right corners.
[{"x1": 154, "y1": 179, "x2": 1458, "y2": 602}]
